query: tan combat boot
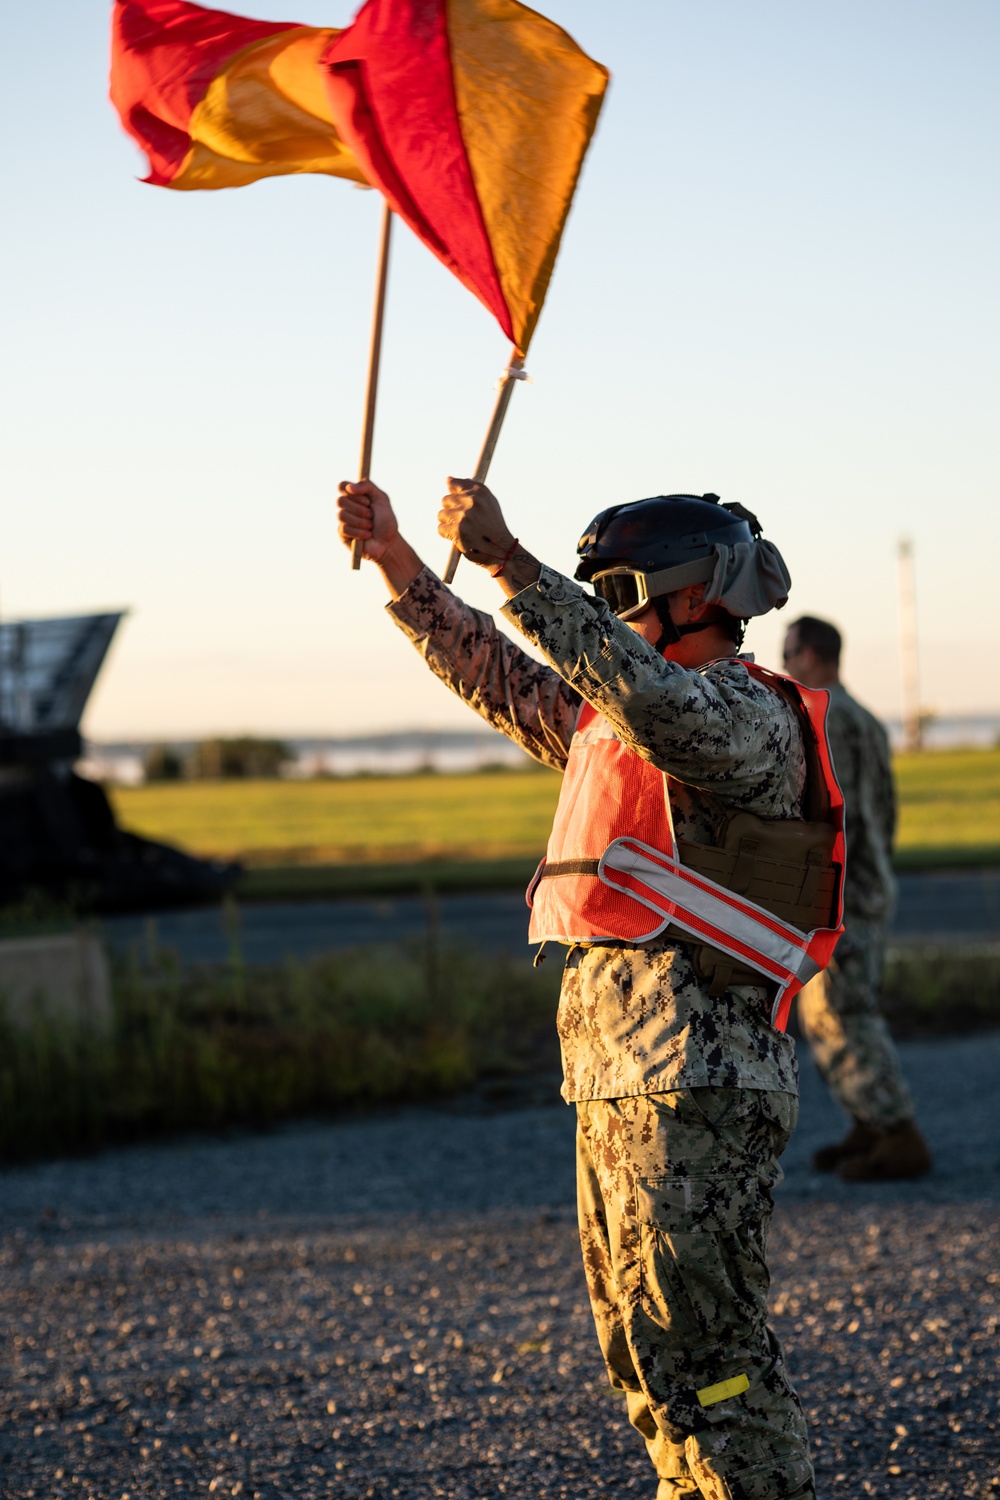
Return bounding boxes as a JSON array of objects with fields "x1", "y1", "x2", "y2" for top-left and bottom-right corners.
[
  {"x1": 812, "y1": 1119, "x2": 880, "y2": 1173},
  {"x1": 837, "y1": 1119, "x2": 933, "y2": 1182}
]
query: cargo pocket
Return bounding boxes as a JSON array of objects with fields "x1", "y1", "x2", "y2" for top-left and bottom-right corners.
[
  {"x1": 714, "y1": 1454, "x2": 815, "y2": 1500},
  {"x1": 636, "y1": 1174, "x2": 765, "y2": 1352}
]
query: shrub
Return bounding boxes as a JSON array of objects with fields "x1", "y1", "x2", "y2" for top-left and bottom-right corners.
[
  {"x1": 0, "y1": 913, "x2": 561, "y2": 1164},
  {"x1": 143, "y1": 743, "x2": 184, "y2": 782},
  {"x1": 189, "y1": 737, "x2": 291, "y2": 779},
  {"x1": 5, "y1": 921, "x2": 996, "y2": 1166},
  {"x1": 882, "y1": 943, "x2": 1000, "y2": 1036}
]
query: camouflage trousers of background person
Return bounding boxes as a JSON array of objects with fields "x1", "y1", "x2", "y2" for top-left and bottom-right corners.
[
  {"x1": 797, "y1": 916, "x2": 914, "y2": 1131},
  {"x1": 576, "y1": 1089, "x2": 814, "y2": 1500}
]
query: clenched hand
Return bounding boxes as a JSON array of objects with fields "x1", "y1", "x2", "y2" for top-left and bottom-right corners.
[
  {"x1": 336, "y1": 479, "x2": 399, "y2": 564},
  {"x1": 437, "y1": 478, "x2": 516, "y2": 569}
]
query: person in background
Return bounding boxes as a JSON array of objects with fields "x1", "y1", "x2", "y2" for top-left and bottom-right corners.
[{"x1": 781, "y1": 616, "x2": 932, "y2": 1181}]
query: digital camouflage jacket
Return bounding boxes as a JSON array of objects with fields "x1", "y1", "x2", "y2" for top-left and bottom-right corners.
[
  {"x1": 388, "y1": 564, "x2": 806, "y2": 1099},
  {"x1": 824, "y1": 683, "x2": 897, "y2": 924}
]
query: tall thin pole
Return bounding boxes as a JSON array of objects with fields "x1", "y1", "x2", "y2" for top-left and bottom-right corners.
[
  {"x1": 898, "y1": 536, "x2": 922, "y2": 752},
  {"x1": 442, "y1": 350, "x2": 525, "y2": 585},
  {"x1": 351, "y1": 201, "x2": 393, "y2": 570}
]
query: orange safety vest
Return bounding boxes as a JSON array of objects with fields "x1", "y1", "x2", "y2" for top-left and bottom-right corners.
[{"x1": 526, "y1": 663, "x2": 845, "y2": 1032}]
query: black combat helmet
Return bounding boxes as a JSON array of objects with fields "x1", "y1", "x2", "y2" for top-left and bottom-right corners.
[
  {"x1": 574, "y1": 491, "x2": 789, "y2": 650},
  {"x1": 575, "y1": 493, "x2": 763, "y2": 624}
]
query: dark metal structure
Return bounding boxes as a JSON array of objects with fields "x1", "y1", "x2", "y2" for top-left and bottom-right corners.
[{"x1": 0, "y1": 613, "x2": 237, "y2": 912}]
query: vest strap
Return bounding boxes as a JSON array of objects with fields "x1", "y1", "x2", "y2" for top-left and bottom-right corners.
[
  {"x1": 598, "y1": 837, "x2": 825, "y2": 1027},
  {"x1": 540, "y1": 859, "x2": 601, "y2": 878}
]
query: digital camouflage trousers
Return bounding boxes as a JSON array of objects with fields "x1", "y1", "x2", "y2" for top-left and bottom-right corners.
[
  {"x1": 576, "y1": 1088, "x2": 814, "y2": 1500},
  {"x1": 797, "y1": 918, "x2": 914, "y2": 1130}
]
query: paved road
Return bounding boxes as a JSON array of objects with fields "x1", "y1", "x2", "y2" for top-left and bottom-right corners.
[{"x1": 104, "y1": 868, "x2": 1000, "y2": 967}]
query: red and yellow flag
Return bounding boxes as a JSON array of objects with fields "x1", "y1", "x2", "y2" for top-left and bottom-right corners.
[
  {"x1": 323, "y1": 0, "x2": 608, "y2": 354},
  {"x1": 111, "y1": 0, "x2": 608, "y2": 352},
  {"x1": 111, "y1": 0, "x2": 367, "y2": 189}
]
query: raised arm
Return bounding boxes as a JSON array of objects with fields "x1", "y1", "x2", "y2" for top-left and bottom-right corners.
[
  {"x1": 336, "y1": 479, "x2": 579, "y2": 769},
  {"x1": 337, "y1": 479, "x2": 424, "y2": 598},
  {"x1": 437, "y1": 479, "x2": 803, "y2": 808}
]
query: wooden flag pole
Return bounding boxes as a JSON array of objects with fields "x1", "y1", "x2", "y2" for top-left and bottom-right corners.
[
  {"x1": 352, "y1": 200, "x2": 394, "y2": 570},
  {"x1": 442, "y1": 350, "x2": 525, "y2": 584}
]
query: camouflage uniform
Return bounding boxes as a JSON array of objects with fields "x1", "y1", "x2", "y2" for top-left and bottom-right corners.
[
  {"x1": 796, "y1": 684, "x2": 915, "y2": 1130},
  {"x1": 389, "y1": 564, "x2": 815, "y2": 1499}
]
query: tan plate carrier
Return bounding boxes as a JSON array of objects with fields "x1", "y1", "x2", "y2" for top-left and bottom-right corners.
[{"x1": 676, "y1": 678, "x2": 839, "y2": 994}]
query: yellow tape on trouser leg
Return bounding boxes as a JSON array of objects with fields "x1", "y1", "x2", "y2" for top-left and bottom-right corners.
[{"x1": 696, "y1": 1373, "x2": 750, "y2": 1407}]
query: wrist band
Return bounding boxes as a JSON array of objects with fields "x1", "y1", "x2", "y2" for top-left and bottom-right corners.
[{"x1": 490, "y1": 538, "x2": 520, "y2": 577}]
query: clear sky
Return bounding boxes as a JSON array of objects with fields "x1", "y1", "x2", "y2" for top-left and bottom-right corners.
[{"x1": 3, "y1": 1, "x2": 998, "y2": 741}]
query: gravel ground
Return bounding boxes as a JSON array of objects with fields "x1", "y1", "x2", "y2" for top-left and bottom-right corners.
[{"x1": 2, "y1": 1036, "x2": 999, "y2": 1499}]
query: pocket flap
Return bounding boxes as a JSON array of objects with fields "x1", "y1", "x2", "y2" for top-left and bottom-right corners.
[{"x1": 636, "y1": 1174, "x2": 760, "y2": 1233}]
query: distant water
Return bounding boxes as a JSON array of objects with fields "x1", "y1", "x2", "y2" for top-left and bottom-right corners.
[
  {"x1": 80, "y1": 728, "x2": 537, "y2": 785},
  {"x1": 284, "y1": 731, "x2": 534, "y2": 778},
  {"x1": 885, "y1": 715, "x2": 1000, "y2": 751},
  {"x1": 82, "y1": 716, "x2": 1000, "y2": 785}
]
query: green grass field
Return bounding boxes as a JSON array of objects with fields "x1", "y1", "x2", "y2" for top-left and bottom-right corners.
[
  {"x1": 108, "y1": 747, "x2": 1000, "y2": 886},
  {"x1": 111, "y1": 769, "x2": 563, "y2": 865},
  {"x1": 894, "y1": 748, "x2": 1000, "y2": 853}
]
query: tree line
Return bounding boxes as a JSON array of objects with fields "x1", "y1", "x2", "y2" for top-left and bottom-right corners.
[{"x1": 144, "y1": 737, "x2": 291, "y2": 781}]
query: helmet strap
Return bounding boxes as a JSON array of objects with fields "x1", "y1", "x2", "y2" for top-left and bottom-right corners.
[
  {"x1": 652, "y1": 598, "x2": 744, "y2": 654},
  {"x1": 652, "y1": 599, "x2": 681, "y2": 652}
]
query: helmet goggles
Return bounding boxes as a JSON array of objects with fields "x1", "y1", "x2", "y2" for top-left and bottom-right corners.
[{"x1": 591, "y1": 555, "x2": 717, "y2": 621}]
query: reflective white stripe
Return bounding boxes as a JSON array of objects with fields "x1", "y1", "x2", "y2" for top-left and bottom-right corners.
[{"x1": 599, "y1": 838, "x2": 823, "y2": 988}]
